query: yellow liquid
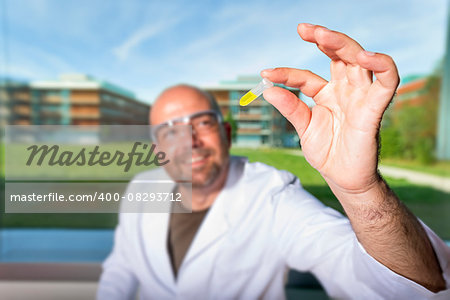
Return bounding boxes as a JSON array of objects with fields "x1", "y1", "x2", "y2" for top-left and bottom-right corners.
[{"x1": 239, "y1": 91, "x2": 258, "y2": 106}]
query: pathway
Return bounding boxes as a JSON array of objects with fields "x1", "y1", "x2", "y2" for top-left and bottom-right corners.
[{"x1": 284, "y1": 149, "x2": 450, "y2": 193}]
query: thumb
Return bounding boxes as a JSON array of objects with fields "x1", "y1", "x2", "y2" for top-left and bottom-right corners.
[{"x1": 263, "y1": 87, "x2": 312, "y2": 138}]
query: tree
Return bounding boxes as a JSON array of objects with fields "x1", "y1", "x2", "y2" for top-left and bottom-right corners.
[{"x1": 224, "y1": 111, "x2": 238, "y2": 143}]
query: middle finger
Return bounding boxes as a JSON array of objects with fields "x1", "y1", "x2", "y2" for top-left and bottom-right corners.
[{"x1": 298, "y1": 23, "x2": 365, "y2": 65}]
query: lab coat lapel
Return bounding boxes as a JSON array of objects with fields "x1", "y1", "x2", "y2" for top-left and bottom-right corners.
[
  {"x1": 141, "y1": 212, "x2": 175, "y2": 288},
  {"x1": 182, "y1": 156, "x2": 246, "y2": 267},
  {"x1": 139, "y1": 167, "x2": 177, "y2": 289}
]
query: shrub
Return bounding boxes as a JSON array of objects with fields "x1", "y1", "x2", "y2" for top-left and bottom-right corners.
[{"x1": 380, "y1": 127, "x2": 402, "y2": 158}]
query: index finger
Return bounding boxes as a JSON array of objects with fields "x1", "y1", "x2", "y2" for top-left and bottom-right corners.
[{"x1": 298, "y1": 23, "x2": 365, "y2": 65}]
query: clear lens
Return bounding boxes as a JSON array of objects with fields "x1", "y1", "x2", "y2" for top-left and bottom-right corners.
[
  {"x1": 152, "y1": 110, "x2": 220, "y2": 144},
  {"x1": 155, "y1": 124, "x2": 191, "y2": 144}
]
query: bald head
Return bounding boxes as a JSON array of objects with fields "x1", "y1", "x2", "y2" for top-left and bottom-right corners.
[{"x1": 150, "y1": 84, "x2": 222, "y2": 125}]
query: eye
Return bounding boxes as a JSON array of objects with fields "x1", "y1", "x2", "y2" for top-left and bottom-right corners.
[
  {"x1": 195, "y1": 115, "x2": 216, "y2": 129},
  {"x1": 197, "y1": 119, "x2": 213, "y2": 128},
  {"x1": 156, "y1": 126, "x2": 178, "y2": 142},
  {"x1": 162, "y1": 128, "x2": 178, "y2": 139}
]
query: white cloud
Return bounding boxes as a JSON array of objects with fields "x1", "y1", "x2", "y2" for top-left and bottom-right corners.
[{"x1": 112, "y1": 19, "x2": 181, "y2": 61}]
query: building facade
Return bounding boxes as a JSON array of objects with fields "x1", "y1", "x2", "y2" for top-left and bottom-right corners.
[
  {"x1": 392, "y1": 75, "x2": 428, "y2": 109},
  {"x1": 437, "y1": 5, "x2": 450, "y2": 160},
  {"x1": 1, "y1": 74, "x2": 150, "y2": 126},
  {"x1": 0, "y1": 79, "x2": 31, "y2": 127}
]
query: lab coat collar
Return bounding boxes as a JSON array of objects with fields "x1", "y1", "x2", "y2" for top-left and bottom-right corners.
[
  {"x1": 181, "y1": 156, "x2": 247, "y2": 269},
  {"x1": 139, "y1": 166, "x2": 176, "y2": 291},
  {"x1": 140, "y1": 156, "x2": 247, "y2": 289}
]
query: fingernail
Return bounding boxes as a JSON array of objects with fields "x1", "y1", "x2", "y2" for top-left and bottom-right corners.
[
  {"x1": 364, "y1": 51, "x2": 376, "y2": 56},
  {"x1": 261, "y1": 68, "x2": 275, "y2": 76},
  {"x1": 303, "y1": 23, "x2": 315, "y2": 27}
]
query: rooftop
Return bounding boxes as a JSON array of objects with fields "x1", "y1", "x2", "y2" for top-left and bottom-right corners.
[{"x1": 30, "y1": 73, "x2": 136, "y2": 99}]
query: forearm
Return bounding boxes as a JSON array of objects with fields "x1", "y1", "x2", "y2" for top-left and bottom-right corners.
[{"x1": 326, "y1": 175, "x2": 446, "y2": 292}]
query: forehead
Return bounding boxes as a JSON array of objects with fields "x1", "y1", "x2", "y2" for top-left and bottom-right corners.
[{"x1": 151, "y1": 87, "x2": 212, "y2": 125}]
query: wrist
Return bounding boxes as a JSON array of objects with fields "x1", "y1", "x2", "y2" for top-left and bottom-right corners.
[
  {"x1": 326, "y1": 175, "x2": 401, "y2": 224},
  {"x1": 323, "y1": 171, "x2": 383, "y2": 197}
]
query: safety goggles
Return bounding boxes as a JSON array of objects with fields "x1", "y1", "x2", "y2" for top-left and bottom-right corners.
[{"x1": 150, "y1": 110, "x2": 222, "y2": 144}]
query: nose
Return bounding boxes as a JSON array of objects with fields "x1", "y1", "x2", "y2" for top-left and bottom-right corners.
[{"x1": 191, "y1": 127, "x2": 203, "y2": 148}]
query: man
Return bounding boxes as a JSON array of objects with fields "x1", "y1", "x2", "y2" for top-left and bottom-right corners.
[{"x1": 98, "y1": 24, "x2": 449, "y2": 299}]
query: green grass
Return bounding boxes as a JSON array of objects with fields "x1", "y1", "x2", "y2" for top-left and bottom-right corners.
[
  {"x1": 380, "y1": 157, "x2": 450, "y2": 177},
  {"x1": 232, "y1": 147, "x2": 450, "y2": 240},
  {"x1": 0, "y1": 172, "x2": 118, "y2": 229},
  {"x1": 1, "y1": 147, "x2": 449, "y2": 240},
  {"x1": 0, "y1": 141, "x2": 153, "y2": 229},
  {"x1": 4, "y1": 142, "x2": 159, "y2": 179}
]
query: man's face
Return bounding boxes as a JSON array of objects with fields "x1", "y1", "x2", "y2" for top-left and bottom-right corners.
[{"x1": 151, "y1": 86, "x2": 229, "y2": 189}]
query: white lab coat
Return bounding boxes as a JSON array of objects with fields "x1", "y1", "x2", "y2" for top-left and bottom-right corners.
[{"x1": 97, "y1": 156, "x2": 450, "y2": 299}]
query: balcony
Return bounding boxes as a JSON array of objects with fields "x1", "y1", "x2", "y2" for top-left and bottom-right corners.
[
  {"x1": 13, "y1": 106, "x2": 31, "y2": 116},
  {"x1": 13, "y1": 93, "x2": 31, "y2": 103},
  {"x1": 12, "y1": 119, "x2": 31, "y2": 125},
  {"x1": 71, "y1": 96, "x2": 99, "y2": 105},
  {"x1": 39, "y1": 110, "x2": 63, "y2": 118},
  {"x1": 41, "y1": 96, "x2": 63, "y2": 104},
  {"x1": 235, "y1": 114, "x2": 271, "y2": 121},
  {"x1": 237, "y1": 128, "x2": 271, "y2": 135},
  {"x1": 71, "y1": 111, "x2": 100, "y2": 120}
]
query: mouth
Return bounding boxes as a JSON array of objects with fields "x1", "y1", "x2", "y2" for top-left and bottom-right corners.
[
  {"x1": 175, "y1": 148, "x2": 212, "y2": 170},
  {"x1": 190, "y1": 154, "x2": 209, "y2": 168}
]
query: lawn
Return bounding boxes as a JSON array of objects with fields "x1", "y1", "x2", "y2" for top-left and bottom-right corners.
[
  {"x1": 380, "y1": 157, "x2": 450, "y2": 177},
  {"x1": 1, "y1": 147, "x2": 449, "y2": 240},
  {"x1": 231, "y1": 148, "x2": 450, "y2": 240}
]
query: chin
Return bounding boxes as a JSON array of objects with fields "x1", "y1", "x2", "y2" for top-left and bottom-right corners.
[
  {"x1": 192, "y1": 168, "x2": 221, "y2": 188},
  {"x1": 191, "y1": 176, "x2": 213, "y2": 188}
]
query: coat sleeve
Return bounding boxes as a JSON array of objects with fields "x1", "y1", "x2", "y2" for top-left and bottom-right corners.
[
  {"x1": 96, "y1": 213, "x2": 139, "y2": 300},
  {"x1": 270, "y1": 179, "x2": 450, "y2": 299}
]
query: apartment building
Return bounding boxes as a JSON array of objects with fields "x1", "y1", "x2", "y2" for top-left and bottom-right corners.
[
  {"x1": 393, "y1": 75, "x2": 429, "y2": 110},
  {"x1": 0, "y1": 79, "x2": 31, "y2": 126},
  {"x1": 1, "y1": 74, "x2": 150, "y2": 126},
  {"x1": 204, "y1": 76, "x2": 299, "y2": 147}
]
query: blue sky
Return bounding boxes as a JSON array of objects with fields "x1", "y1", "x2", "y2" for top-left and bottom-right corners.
[{"x1": 0, "y1": 0, "x2": 447, "y2": 103}]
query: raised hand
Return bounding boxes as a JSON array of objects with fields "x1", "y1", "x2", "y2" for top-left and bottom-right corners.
[
  {"x1": 261, "y1": 23, "x2": 399, "y2": 194},
  {"x1": 261, "y1": 24, "x2": 446, "y2": 292}
]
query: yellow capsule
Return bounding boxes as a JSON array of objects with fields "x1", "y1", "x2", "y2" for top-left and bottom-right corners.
[
  {"x1": 239, "y1": 91, "x2": 258, "y2": 106},
  {"x1": 239, "y1": 78, "x2": 273, "y2": 106}
]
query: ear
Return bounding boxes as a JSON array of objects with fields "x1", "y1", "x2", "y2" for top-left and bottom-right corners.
[{"x1": 223, "y1": 121, "x2": 232, "y2": 149}]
